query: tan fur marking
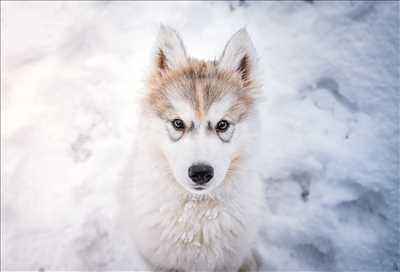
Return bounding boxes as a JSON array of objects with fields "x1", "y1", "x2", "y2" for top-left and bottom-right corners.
[
  {"x1": 225, "y1": 154, "x2": 242, "y2": 180},
  {"x1": 195, "y1": 80, "x2": 205, "y2": 119},
  {"x1": 146, "y1": 59, "x2": 258, "y2": 121}
]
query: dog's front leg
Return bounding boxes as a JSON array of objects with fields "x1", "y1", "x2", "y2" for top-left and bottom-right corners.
[{"x1": 238, "y1": 250, "x2": 261, "y2": 272}]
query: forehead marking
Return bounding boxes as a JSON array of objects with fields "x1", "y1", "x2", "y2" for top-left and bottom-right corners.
[
  {"x1": 195, "y1": 80, "x2": 205, "y2": 119},
  {"x1": 146, "y1": 59, "x2": 256, "y2": 121}
]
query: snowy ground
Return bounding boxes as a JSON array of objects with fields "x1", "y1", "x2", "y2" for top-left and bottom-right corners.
[{"x1": 1, "y1": 1, "x2": 399, "y2": 271}]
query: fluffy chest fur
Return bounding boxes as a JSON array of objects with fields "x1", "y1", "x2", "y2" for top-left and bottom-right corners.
[{"x1": 145, "y1": 196, "x2": 249, "y2": 271}]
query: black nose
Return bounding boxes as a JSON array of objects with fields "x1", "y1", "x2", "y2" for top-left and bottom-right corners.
[{"x1": 188, "y1": 164, "x2": 214, "y2": 185}]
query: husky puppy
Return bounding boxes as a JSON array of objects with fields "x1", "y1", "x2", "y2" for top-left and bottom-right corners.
[{"x1": 120, "y1": 25, "x2": 265, "y2": 272}]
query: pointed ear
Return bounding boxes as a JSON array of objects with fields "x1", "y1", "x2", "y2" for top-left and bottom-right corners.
[
  {"x1": 219, "y1": 28, "x2": 257, "y2": 87},
  {"x1": 152, "y1": 25, "x2": 188, "y2": 77}
]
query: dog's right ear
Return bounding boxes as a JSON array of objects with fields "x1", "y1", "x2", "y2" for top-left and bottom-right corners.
[{"x1": 152, "y1": 25, "x2": 188, "y2": 77}]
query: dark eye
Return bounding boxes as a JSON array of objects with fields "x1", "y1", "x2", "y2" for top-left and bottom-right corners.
[
  {"x1": 216, "y1": 120, "x2": 230, "y2": 132},
  {"x1": 172, "y1": 119, "x2": 185, "y2": 130}
]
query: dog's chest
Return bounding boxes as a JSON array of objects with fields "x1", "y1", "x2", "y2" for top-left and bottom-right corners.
[
  {"x1": 160, "y1": 199, "x2": 227, "y2": 243},
  {"x1": 147, "y1": 197, "x2": 247, "y2": 269}
]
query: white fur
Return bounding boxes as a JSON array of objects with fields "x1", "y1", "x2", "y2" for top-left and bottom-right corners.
[
  {"x1": 219, "y1": 28, "x2": 258, "y2": 74},
  {"x1": 155, "y1": 24, "x2": 188, "y2": 70},
  {"x1": 118, "y1": 27, "x2": 265, "y2": 272}
]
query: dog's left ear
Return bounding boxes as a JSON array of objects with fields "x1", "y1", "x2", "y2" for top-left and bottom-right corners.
[
  {"x1": 219, "y1": 28, "x2": 257, "y2": 87},
  {"x1": 152, "y1": 25, "x2": 188, "y2": 77}
]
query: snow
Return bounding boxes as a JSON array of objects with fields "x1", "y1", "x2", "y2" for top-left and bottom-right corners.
[{"x1": 1, "y1": 1, "x2": 399, "y2": 270}]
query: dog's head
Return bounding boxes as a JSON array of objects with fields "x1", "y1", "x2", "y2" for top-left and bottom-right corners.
[{"x1": 144, "y1": 25, "x2": 259, "y2": 195}]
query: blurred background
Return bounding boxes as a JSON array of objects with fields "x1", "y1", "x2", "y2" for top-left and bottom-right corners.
[{"x1": 1, "y1": 1, "x2": 399, "y2": 270}]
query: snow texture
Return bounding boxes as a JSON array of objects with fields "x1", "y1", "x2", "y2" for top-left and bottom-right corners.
[{"x1": 1, "y1": 1, "x2": 399, "y2": 271}]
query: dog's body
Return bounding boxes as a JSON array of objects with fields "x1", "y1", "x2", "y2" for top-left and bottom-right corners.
[{"x1": 119, "y1": 26, "x2": 265, "y2": 271}]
